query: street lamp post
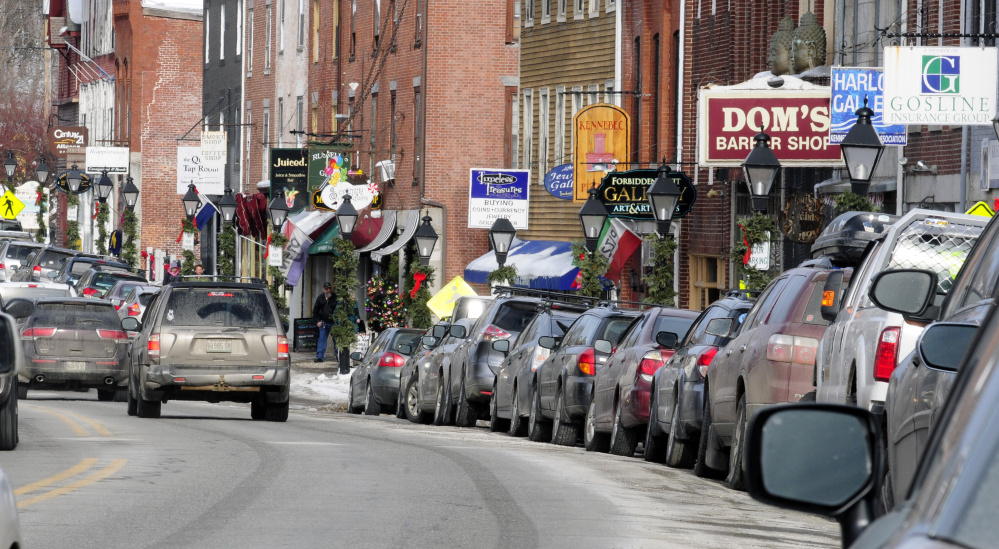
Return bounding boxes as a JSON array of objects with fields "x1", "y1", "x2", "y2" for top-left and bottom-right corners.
[
  {"x1": 218, "y1": 187, "x2": 238, "y2": 224},
  {"x1": 839, "y1": 97, "x2": 885, "y2": 196},
  {"x1": 413, "y1": 213, "x2": 438, "y2": 266},
  {"x1": 741, "y1": 131, "x2": 781, "y2": 213},
  {"x1": 488, "y1": 217, "x2": 517, "y2": 268},
  {"x1": 34, "y1": 158, "x2": 49, "y2": 184},
  {"x1": 268, "y1": 190, "x2": 291, "y2": 232},
  {"x1": 66, "y1": 165, "x2": 84, "y2": 193},
  {"x1": 182, "y1": 184, "x2": 200, "y2": 220},
  {"x1": 578, "y1": 187, "x2": 609, "y2": 255},
  {"x1": 647, "y1": 160, "x2": 682, "y2": 237},
  {"x1": 122, "y1": 177, "x2": 140, "y2": 210},
  {"x1": 334, "y1": 193, "x2": 358, "y2": 241},
  {"x1": 94, "y1": 171, "x2": 114, "y2": 203},
  {"x1": 3, "y1": 152, "x2": 15, "y2": 179}
]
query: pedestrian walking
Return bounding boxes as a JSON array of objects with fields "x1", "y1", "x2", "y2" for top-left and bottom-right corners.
[{"x1": 312, "y1": 282, "x2": 335, "y2": 363}]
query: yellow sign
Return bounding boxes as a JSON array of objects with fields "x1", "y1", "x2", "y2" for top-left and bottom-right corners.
[
  {"x1": 965, "y1": 201, "x2": 995, "y2": 218},
  {"x1": 427, "y1": 276, "x2": 478, "y2": 319},
  {"x1": 0, "y1": 190, "x2": 24, "y2": 220},
  {"x1": 573, "y1": 103, "x2": 631, "y2": 202}
]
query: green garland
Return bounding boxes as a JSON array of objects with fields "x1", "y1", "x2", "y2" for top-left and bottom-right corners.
[
  {"x1": 834, "y1": 191, "x2": 881, "y2": 216},
  {"x1": 217, "y1": 224, "x2": 236, "y2": 277},
  {"x1": 402, "y1": 243, "x2": 435, "y2": 329},
  {"x1": 642, "y1": 234, "x2": 677, "y2": 305},
  {"x1": 65, "y1": 194, "x2": 80, "y2": 250},
  {"x1": 34, "y1": 190, "x2": 46, "y2": 243},
  {"x1": 571, "y1": 242, "x2": 610, "y2": 298},
  {"x1": 330, "y1": 237, "x2": 360, "y2": 351},
  {"x1": 121, "y1": 209, "x2": 138, "y2": 267},
  {"x1": 95, "y1": 202, "x2": 109, "y2": 254},
  {"x1": 486, "y1": 264, "x2": 518, "y2": 287},
  {"x1": 181, "y1": 250, "x2": 197, "y2": 275},
  {"x1": 730, "y1": 213, "x2": 777, "y2": 290}
]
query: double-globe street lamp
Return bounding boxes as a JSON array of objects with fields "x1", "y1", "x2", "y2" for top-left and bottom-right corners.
[{"x1": 3, "y1": 153, "x2": 50, "y2": 184}]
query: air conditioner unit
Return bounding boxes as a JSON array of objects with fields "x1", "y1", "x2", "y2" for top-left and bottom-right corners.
[{"x1": 375, "y1": 160, "x2": 396, "y2": 186}]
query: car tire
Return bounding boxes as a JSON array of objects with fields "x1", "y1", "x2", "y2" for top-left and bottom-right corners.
[
  {"x1": 551, "y1": 390, "x2": 579, "y2": 446},
  {"x1": 265, "y1": 400, "x2": 289, "y2": 422},
  {"x1": 97, "y1": 389, "x2": 115, "y2": 402},
  {"x1": 136, "y1": 391, "x2": 161, "y2": 419},
  {"x1": 643, "y1": 388, "x2": 667, "y2": 463},
  {"x1": 347, "y1": 385, "x2": 362, "y2": 414},
  {"x1": 665, "y1": 392, "x2": 696, "y2": 469},
  {"x1": 251, "y1": 398, "x2": 266, "y2": 420},
  {"x1": 879, "y1": 466, "x2": 895, "y2": 516},
  {"x1": 114, "y1": 387, "x2": 128, "y2": 402},
  {"x1": 16, "y1": 382, "x2": 26, "y2": 400},
  {"x1": 726, "y1": 395, "x2": 747, "y2": 491},
  {"x1": 126, "y1": 386, "x2": 137, "y2": 416},
  {"x1": 609, "y1": 401, "x2": 639, "y2": 457},
  {"x1": 584, "y1": 400, "x2": 610, "y2": 453},
  {"x1": 799, "y1": 390, "x2": 816, "y2": 402},
  {"x1": 433, "y1": 378, "x2": 449, "y2": 426},
  {"x1": 489, "y1": 382, "x2": 510, "y2": 433},
  {"x1": 395, "y1": 383, "x2": 408, "y2": 419},
  {"x1": 508, "y1": 388, "x2": 527, "y2": 437},
  {"x1": 405, "y1": 377, "x2": 432, "y2": 424},
  {"x1": 364, "y1": 382, "x2": 382, "y2": 416},
  {"x1": 694, "y1": 395, "x2": 723, "y2": 479},
  {"x1": 454, "y1": 377, "x2": 477, "y2": 428},
  {"x1": 527, "y1": 386, "x2": 552, "y2": 442},
  {"x1": 0, "y1": 393, "x2": 17, "y2": 451}
]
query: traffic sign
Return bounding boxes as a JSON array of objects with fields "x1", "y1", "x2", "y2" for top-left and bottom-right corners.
[
  {"x1": 965, "y1": 201, "x2": 995, "y2": 218},
  {"x1": 0, "y1": 190, "x2": 25, "y2": 220},
  {"x1": 670, "y1": 171, "x2": 697, "y2": 219}
]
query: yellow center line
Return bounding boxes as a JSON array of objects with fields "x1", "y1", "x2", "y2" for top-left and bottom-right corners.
[
  {"x1": 23, "y1": 405, "x2": 88, "y2": 436},
  {"x1": 17, "y1": 459, "x2": 127, "y2": 509},
  {"x1": 64, "y1": 411, "x2": 113, "y2": 437},
  {"x1": 14, "y1": 458, "x2": 98, "y2": 497}
]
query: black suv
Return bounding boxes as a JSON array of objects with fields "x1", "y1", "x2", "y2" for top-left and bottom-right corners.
[{"x1": 51, "y1": 256, "x2": 134, "y2": 286}]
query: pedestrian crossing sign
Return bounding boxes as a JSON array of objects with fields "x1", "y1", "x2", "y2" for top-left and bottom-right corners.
[
  {"x1": 427, "y1": 276, "x2": 478, "y2": 320},
  {"x1": 0, "y1": 190, "x2": 24, "y2": 220},
  {"x1": 965, "y1": 201, "x2": 995, "y2": 218}
]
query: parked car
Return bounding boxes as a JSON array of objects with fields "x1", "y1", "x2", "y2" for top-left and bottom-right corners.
[
  {"x1": 417, "y1": 318, "x2": 473, "y2": 426},
  {"x1": 0, "y1": 463, "x2": 22, "y2": 546},
  {"x1": 121, "y1": 280, "x2": 291, "y2": 421},
  {"x1": 0, "y1": 240, "x2": 43, "y2": 282},
  {"x1": 489, "y1": 303, "x2": 587, "y2": 440},
  {"x1": 346, "y1": 327, "x2": 424, "y2": 415},
  {"x1": 11, "y1": 246, "x2": 86, "y2": 282},
  {"x1": 444, "y1": 296, "x2": 544, "y2": 428},
  {"x1": 75, "y1": 267, "x2": 147, "y2": 298},
  {"x1": 0, "y1": 281, "x2": 76, "y2": 306},
  {"x1": 396, "y1": 323, "x2": 449, "y2": 422},
  {"x1": 742, "y1": 306, "x2": 999, "y2": 549},
  {"x1": 646, "y1": 290, "x2": 757, "y2": 467},
  {"x1": 0, "y1": 311, "x2": 22, "y2": 450},
  {"x1": 6, "y1": 297, "x2": 130, "y2": 402},
  {"x1": 116, "y1": 285, "x2": 159, "y2": 324},
  {"x1": 699, "y1": 265, "x2": 849, "y2": 489},
  {"x1": 105, "y1": 278, "x2": 151, "y2": 310},
  {"x1": 815, "y1": 209, "x2": 986, "y2": 416},
  {"x1": 586, "y1": 306, "x2": 698, "y2": 456},
  {"x1": 51, "y1": 256, "x2": 133, "y2": 286}
]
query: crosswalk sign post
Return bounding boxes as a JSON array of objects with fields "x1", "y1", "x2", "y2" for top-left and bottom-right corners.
[{"x1": 0, "y1": 190, "x2": 25, "y2": 220}]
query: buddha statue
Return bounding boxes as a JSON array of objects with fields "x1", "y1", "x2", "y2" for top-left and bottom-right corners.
[
  {"x1": 768, "y1": 17, "x2": 795, "y2": 76},
  {"x1": 791, "y1": 11, "x2": 827, "y2": 74}
]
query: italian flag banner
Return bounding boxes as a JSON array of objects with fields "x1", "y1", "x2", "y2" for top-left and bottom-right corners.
[{"x1": 597, "y1": 218, "x2": 642, "y2": 283}]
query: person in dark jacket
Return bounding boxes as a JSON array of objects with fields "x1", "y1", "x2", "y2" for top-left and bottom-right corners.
[{"x1": 312, "y1": 282, "x2": 335, "y2": 363}]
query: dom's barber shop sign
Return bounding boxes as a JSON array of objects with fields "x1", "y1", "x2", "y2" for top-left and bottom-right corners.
[{"x1": 698, "y1": 89, "x2": 841, "y2": 166}]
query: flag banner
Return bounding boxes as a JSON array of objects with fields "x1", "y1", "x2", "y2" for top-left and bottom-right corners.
[
  {"x1": 194, "y1": 191, "x2": 219, "y2": 230},
  {"x1": 597, "y1": 218, "x2": 642, "y2": 283}
]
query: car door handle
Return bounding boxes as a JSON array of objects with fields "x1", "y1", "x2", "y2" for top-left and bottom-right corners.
[
  {"x1": 726, "y1": 350, "x2": 733, "y2": 355},
  {"x1": 740, "y1": 345, "x2": 747, "y2": 352}
]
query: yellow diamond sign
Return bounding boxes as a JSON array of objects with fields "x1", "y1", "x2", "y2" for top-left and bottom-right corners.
[
  {"x1": 0, "y1": 190, "x2": 24, "y2": 220},
  {"x1": 427, "y1": 276, "x2": 478, "y2": 319},
  {"x1": 965, "y1": 201, "x2": 995, "y2": 218}
]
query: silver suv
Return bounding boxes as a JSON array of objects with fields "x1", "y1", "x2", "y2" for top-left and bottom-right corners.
[{"x1": 122, "y1": 278, "x2": 291, "y2": 421}]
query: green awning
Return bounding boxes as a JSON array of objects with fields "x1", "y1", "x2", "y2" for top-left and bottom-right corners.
[{"x1": 308, "y1": 222, "x2": 340, "y2": 255}]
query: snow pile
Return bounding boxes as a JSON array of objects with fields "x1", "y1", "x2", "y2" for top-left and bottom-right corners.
[{"x1": 291, "y1": 372, "x2": 351, "y2": 406}]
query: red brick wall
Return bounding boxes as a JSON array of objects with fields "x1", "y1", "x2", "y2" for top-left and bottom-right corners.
[{"x1": 244, "y1": 0, "x2": 276, "y2": 191}]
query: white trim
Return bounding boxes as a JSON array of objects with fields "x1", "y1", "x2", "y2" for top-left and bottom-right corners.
[
  {"x1": 541, "y1": 0, "x2": 551, "y2": 23},
  {"x1": 538, "y1": 88, "x2": 550, "y2": 180},
  {"x1": 555, "y1": 86, "x2": 566, "y2": 168},
  {"x1": 522, "y1": 89, "x2": 534, "y2": 171},
  {"x1": 525, "y1": 0, "x2": 534, "y2": 26},
  {"x1": 557, "y1": 0, "x2": 566, "y2": 21}
]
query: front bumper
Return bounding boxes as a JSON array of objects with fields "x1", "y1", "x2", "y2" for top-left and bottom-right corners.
[{"x1": 140, "y1": 363, "x2": 291, "y2": 403}]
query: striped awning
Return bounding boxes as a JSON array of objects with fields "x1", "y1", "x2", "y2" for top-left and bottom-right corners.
[
  {"x1": 356, "y1": 210, "x2": 398, "y2": 253},
  {"x1": 371, "y1": 210, "x2": 419, "y2": 262}
]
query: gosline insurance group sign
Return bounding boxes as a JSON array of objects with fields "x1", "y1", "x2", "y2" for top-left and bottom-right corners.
[
  {"x1": 698, "y1": 90, "x2": 842, "y2": 166},
  {"x1": 883, "y1": 46, "x2": 998, "y2": 125}
]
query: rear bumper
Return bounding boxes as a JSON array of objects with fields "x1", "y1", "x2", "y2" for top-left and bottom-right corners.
[
  {"x1": 20, "y1": 359, "x2": 128, "y2": 388},
  {"x1": 370, "y1": 367, "x2": 402, "y2": 405},
  {"x1": 466, "y1": 362, "x2": 498, "y2": 402},
  {"x1": 140, "y1": 363, "x2": 291, "y2": 403},
  {"x1": 563, "y1": 374, "x2": 593, "y2": 419},
  {"x1": 676, "y1": 380, "x2": 704, "y2": 439}
]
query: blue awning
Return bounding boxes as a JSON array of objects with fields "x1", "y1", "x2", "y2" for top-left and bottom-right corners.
[{"x1": 464, "y1": 239, "x2": 580, "y2": 290}]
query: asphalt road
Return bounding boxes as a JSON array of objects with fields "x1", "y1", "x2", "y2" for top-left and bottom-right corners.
[{"x1": 1, "y1": 390, "x2": 840, "y2": 548}]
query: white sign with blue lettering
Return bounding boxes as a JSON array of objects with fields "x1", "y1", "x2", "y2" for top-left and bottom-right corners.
[
  {"x1": 831, "y1": 67, "x2": 907, "y2": 146},
  {"x1": 468, "y1": 168, "x2": 530, "y2": 229}
]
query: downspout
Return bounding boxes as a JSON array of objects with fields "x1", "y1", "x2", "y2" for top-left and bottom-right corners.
[
  {"x1": 837, "y1": 0, "x2": 846, "y2": 65},
  {"x1": 958, "y1": 0, "x2": 968, "y2": 212},
  {"x1": 614, "y1": 0, "x2": 622, "y2": 107}
]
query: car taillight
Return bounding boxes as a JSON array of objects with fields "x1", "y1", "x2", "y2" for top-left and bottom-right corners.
[
  {"x1": 481, "y1": 324, "x2": 511, "y2": 342},
  {"x1": 148, "y1": 334, "x2": 160, "y2": 358},
  {"x1": 378, "y1": 351, "x2": 405, "y2": 367},
  {"x1": 766, "y1": 334, "x2": 819, "y2": 366},
  {"x1": 112, "y1": 299, "x2": 122, "y2": 310},
  {"x1": 577, "y1": 347, "x2": 596, "y2": 375},
  {"x1": 21, "y1": 327, "x2": 56, "y2": 339},
  {"x1": 696, "y1": 347, "x2": 719, "y2": 378},
  {"x1": 82, "y1": 287, "x2": 100, "y2": 297},
  {"x1": 128, "y1": 303, "x2": 141, "y2": 316},
  {"x1": 531, "y1": 346, "x2": 550, "y2": 372},
  {"x1": 277, "y1": 336, "x2": 289, "y2": 360},
  {"x1": 97, "y1": 329, "x2": 127, "y2": 341},
  {"x1": 638, "y1": 350, "x2": 665, "y2": 382},
  {"x1": 873, "y1": 327, "x2": 900, "y2": 382}
]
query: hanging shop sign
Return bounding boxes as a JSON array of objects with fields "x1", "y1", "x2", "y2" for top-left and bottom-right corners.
[
  {"x1": 544, "y1": 163, "x2": 574, "y2": 200},
  {"x1": 830, "y1": 67, "x2": 907, "y2": 145},
  {"x1": 54, "y1": 169, "x2": 93, "y2": 195},
  {"x1": 698, "y1": 89, "x2": 841, "y2": 166},
  {"x1": 573, "y1": 104, "x2": 630, "y2": 202},
  {"x1": 270, "y1": 148, "x2": 309, "y2": 215},
  {"x1": 84, "y1": 146, "x2": 130, "y2": 174},
  {"x1": 307, "y1": 145, "x2": 376, "y2": 210},
  {"x1": 47, "y1": 127, "x2": 88, "y2": 158},
  {"x1": 670, "y1": 171, "x2": 697, "y2": 219},
  {"x1": 597, "y1": 169, "x2": 655, "y2": 220},
  {"x1": 177, "y1": 146, "x2": 224, "y2": 195},
  {"x1": 200, "y1": 130, "x2": 227, "y2": 167},
  {"x1": 468, "y1": 168, "x2": 530, "y2": 229},
  {"x1": 883, "y1": 46, "x2": 998, "y2": 126}
]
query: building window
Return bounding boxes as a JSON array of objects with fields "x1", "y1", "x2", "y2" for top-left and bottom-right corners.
[
  {"x1": 298, "y1": 0, "x2": 305, "y2": 49},
  {"x1": 574, "y1": 0, "x2": 584, "y2": 19},
  {"x1": 296, "y1": 96, "x2": 304, "y2": 146},
  {"x1": 541, "y1": 0, "x2": 550, "y2": 23},
  {"x1": 689, "y1": 255, "x2": 722, "y2": 310},
  {"x1": 557, "y1": 0, "x2": 566, "y2": 21},
  {"x1": 555, "y1": 86, "x2": 565, "y2": 167},
  {"x1": 234, "y1": 106, "x2": 241, "y2": 170},
  {"x1": 205, "y1": 10, "x2": 210, "y2": 63},
  {"x1": 312, "y1": 0, "x2": 320, "y2": 61},
  {"x1": 604, "y1": 80, "x2": 614, "y2": 105},
  {"x1": 248, "y1": 8, "x2": 254, "y2": 73},
  {"x1": 245, "y1": 106, "x2": 252, "y2": 188},
  {"x1": 606, "y1": 0, "x2": 614, "y2": 12},
  {"x1": 374, "y1": 0, "x2": 381, "y2": 50},
  {"x1": 522, "y1": 89, "x2": 534, "y2": 171},
  {"x1": 538, "y1": 88, "x2": 549, "y2": 179},
  {"x1": 586, "y1": 84, "x2": 597, "y2": 106},
  {"x1": 525, "y1": 0, "x2": 534, "y2": 26},
  {"x1": 265, "y1": 8, "x2": 272, "y2": 72},
  {"x1": 278, "y1": 97, "x2": 284, "y2": 146},
  {"x1": 262, "y1": 106, "x2": 270, "y2": 144},
  {"x1": 588, "y1": 0, "x2": 597, "y2": 17},
  {"x1": 415, "y1": 0, "x2": 423, "y2": 47},
  {"x1": 220, "y1": 4, "x2": 225, "y2": 61},
  {"x1": 237, "y1": 0, "x2": 243, "y2": 56},
  {"x1": 413, "y1": 86, "x2": 422, "y2": 185},
  {"x1": 312, "y1": 105, "x2": 318, "y2": 133},
  {"x1": 280, "y1": 0, "x2": 285, "y2": 52},
  {"x1": 351, "y1": 0, "x2": 357, "y2": 57}
]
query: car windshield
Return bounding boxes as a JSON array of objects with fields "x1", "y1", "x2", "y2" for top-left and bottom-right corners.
[
  {"x1": 37, "y1": 250, "x2": 76, "y2": 270},
  {"x1": 391, "y1": 331, "x2": 423, "y2": 353},
  {"x1": 33, "y1": 302, "x2": 120, "y2": 328},
  {"x1": 490, "y1": 302, "x2": 537, "y2": 336},
  {"x1": 0, "y1": 286, "x2": 73, "y2": 301},
  {"x1": 4, "y1": 244, "x2": 38, "y2": 261},
  {"x1": 110, "y1": 282, "x2": 144, "y2": 298},
  {"x1": 163, "y1": 287, "x2": 276, "y2": 328}
]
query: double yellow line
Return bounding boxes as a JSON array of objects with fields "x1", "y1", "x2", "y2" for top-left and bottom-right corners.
[{"x1": 16, "y1": 405, "x2": 128, "y2": 509}]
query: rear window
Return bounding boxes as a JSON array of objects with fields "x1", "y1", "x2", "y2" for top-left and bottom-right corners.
[
  {"x1": 111, "y1": 282, "x2": 143, "y2": 298},
  {"x1": 138, "y1": 293, "x2": 156, "y2": 306},
  {"x1": 37, "y1": 250, "x2": 75, "y2": 270},
  {"x1": 71, "y1": 262, "x2": 96, "y2": 276},
  {"x1": 685, "y1": 305, "x2": 750, "y2": 347},
  {"x1": 490, "y1": 302, "x2": 538, "y2": 336},
  {"x1": 653, "y1": 314, "x2": 696, "y2": 341},
  {"x1": 391, "y1": 331, "x2": 423, "y2": 353},
  {"x1": 802, "y1": 279, "x2": 834, "y2": 326},
  {"x1": 163, "y1": 288, "x2": 276, "y2": 328},
  {"x1": 33, "y1": 302, "x2": 120, "y2": 328},
  {"x1": 453, "y1": 298, "x2": 490, "y2": 322},
  {"x1": 5, "y1": 244, "x2": 38, "y2": 261},
  {"x1": 597, "y1": 316, "x2": 635, "y2": 345},
  {"x1": 885, "y1": 221, "x2": 983, "y2": 295},
  {"x1": 0, "y1": 286, "x2": 74, "y2": 301}
]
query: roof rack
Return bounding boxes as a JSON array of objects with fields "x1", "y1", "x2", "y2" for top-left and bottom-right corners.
[
  {"x1": 491, "y1": 285, "x2": 601, "y2": 307},
  {"x1": 171, "y1": 275, "x2": 267, "y2": 285}
]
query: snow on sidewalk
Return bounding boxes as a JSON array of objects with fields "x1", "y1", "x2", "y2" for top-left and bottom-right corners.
[{"x1": 291, "y1": 371, "x2": 352, "y2": 411}]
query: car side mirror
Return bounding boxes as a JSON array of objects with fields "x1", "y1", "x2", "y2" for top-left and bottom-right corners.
[
  {"x1": 594, "y1": 339, "x2": 612, "y2": 355},
  {"x1": 398, "y1": 344, "x2": 413, "y2": 355},
  {"x1": 421, "y1": 336, "x2": 438, "y2": 347},
  {"x1": 869, "y1": 269, "x2": 938, "y2": 320},
  {"x1": 449, "y1": 324, "x2": 467, "y2": 339},
  {"x1": 432, "y1": 324, "x2": 449, "y2": 338},
  {"x1": 745, "y1": 403, "x2": 880, "y2": 547},
  {"x1": 820, "y1": 270, "x2": 845, "y2": 322},
  {"x1": 3, "y1": 298, "x2": 34, "y2": 320},
  {"x1": 538, "y1": 336, "x2": 557, "y2": 350},
  {"x1": 350, "y1": 351, "x2": 363, "y2": 362},
  {"x1": 705, "y1": 317, "x2": 734, "y2": 338},
  {"x1": 282, "y1": 320, "x2": 290, "y2": 333},
  {"x1": 655, "y1": 331, "x2": 679, "y2": 349},
  {"x1": 917, "y1": 322, "x2": 978, "y2": 373},
  {"x1": 121, "y1": 317, "x2": 141, "y2": 332},
  {"x1": 491, "y1": 339, "x2": 510, "y2": 354}
]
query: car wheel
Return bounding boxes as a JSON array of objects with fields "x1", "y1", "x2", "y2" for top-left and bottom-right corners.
[
  {"x1": 726, "y1": 395, "x2": 747, "y2": 491},
  {"x1": 364, "y1": 381, "x2": 382, "y2": 415},
  {"x1": 665, "y1": 392, "x2": 696, "y2": 469},
  {"x1": 454, "y1": 377, "x2": 477, "y2": 428},
  {"x1": 395, "y1": 382, "x2": 408, "y2": 419},
  {"x1": 584, "y1": 400, "x2": 610, "y2": 453},
  {"x1": 551, "y1": 390, "x2": 579, "y2": 446},
  {"x1": 136, "y1": 390, "x2": 161, "y2": 419},
  {"x1": 0, "y1": 393, "x2": 17, "y2": 451},
  {"x1": 97, "y1": 388, "x2": 115, "y2": 402},
  {"x1": 126, "y1": 385, "x2": 137, "y2": 416},
  {"x1": 489, "y1": 382, "x2": 510, "y2": 433},
  {"x1": 609, "y1": 400, "x2": 639, "y2": 457},
  {"x1": 265, "y1": 400, "x2": 290, "y2": 422},
  {"x1": 433, "y1": 378, "x2": 449, "y2": 426},
  {"x1": 405, "y1": 377, "x2": 431, "y2": 424},
  {"x1": 643, "y1": 388, "x2": 667, "y2": 463},
  {"x1": 694, "y1": 392, "x2": 724, "y2": 479},
  {"x1": 527, "y1": 386, "x2": 552, "y2": 442},
  {"x1": 16, "y1": 382, "x2": 26, "y2": 400},
  {"x1": 879, "y1": 466, "x2": 895, "y2": 516},
  {"x1": 251, "y1": 398, "x2": 266, "y2": 420},
  {"x1": 114, "y1": 387, "x2": 128, "y2": 402},
  {"x1": 508, "y1": 388, "x2": 527, "y2": 437},
  {"x1": 347, "y1": 385, "x2": 362, "y2": 415}
]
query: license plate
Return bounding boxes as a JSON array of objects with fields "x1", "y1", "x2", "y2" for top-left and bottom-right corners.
[
  {"x1": 64, "y1": 361, "x2": 86, "y2": 371},
  {"x1": 206, "y1": 340, "x2": 233, "y2": 353}
]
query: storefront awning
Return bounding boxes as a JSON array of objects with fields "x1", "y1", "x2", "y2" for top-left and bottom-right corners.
[
  {"x1": 814, "y1": 177, "x2": 897, "y2": 195},
  {"x1": 464, "y1": 239, "x2": 580, "y2": 290},
  {"x1": 356, "y1": 210, "x2": 398, "y2": 253},
  {"x1": 371, "y1": 210, "x2": 419, "y2": 262},
  {"x1": 308, "y1": 222, "x2": 341, "y2": 255}
]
